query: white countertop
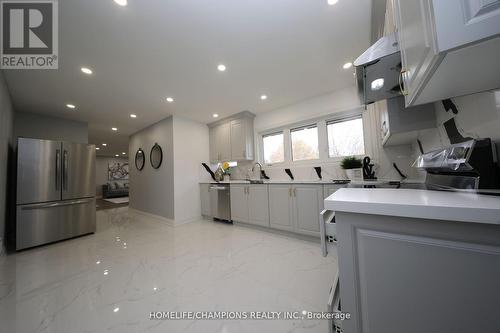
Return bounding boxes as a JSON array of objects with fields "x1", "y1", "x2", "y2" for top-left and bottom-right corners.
[
  {"x1": 200, "y1": 179, "x2": 407, "y2": 185},
  {"x1": 325, "y1": 188, "x2": 500, "y2": 225}
]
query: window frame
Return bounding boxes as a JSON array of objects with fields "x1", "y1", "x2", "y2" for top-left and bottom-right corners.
[
  {"x1": 290, "y1": 123, "x2": 320, "y2": 162},
  {"x1": 326, "y1": 114, "x2": 365, "y2": 160},
  {"x1": 261, "y1": 131, "x2": 286, "y2": 165},
  {"x1": 258, "y1": 109, "x2": 365, "y2": 167}
]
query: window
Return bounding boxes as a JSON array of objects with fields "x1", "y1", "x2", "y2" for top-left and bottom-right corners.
[
  {"x1": 291, "y1": 125, "x2": 319, "y2": 161},
  {"x1": 262, "y1": 132, "x2": 284, "y2": 164},
  {"x1": 327, "y1": 117, "x2": 365, "y2": 158}
]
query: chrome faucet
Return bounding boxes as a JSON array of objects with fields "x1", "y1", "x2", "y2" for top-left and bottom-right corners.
[{"x1": 252, "y1": 162, "x2": 263, "y2": 179}]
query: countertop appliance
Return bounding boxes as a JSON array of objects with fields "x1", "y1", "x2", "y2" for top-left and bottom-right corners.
[
  {"x1": 354, "y1": 32, "x2": 402, "y2": 105},
  {"x1": 209, "y1": 184, "x2": 231, "y2": 222},
  {"x1": 16, "y1": 138, "x2": 96, "y2": 250}
]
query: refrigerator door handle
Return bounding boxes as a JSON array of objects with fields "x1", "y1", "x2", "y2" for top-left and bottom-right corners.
[
  {"x1": 63, "y1": 150, "x2": 68, "y2": 191},
  {"x1": 21, "y1": 199, "x2": 93, "y2": 210},
  {"x1": 55, "y1": 149, "x2": 61, "y2": 191}
]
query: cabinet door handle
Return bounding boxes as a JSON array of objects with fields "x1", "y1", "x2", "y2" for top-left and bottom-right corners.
[
  {"x1": 289, "y1": 187, "x2": 292, "y2": 197},
  {"x1": 293, "y1": 188, "x2": 297, "y2": 197},
  {"x1": 247, "y1": 186, "x2": 250, "y2": 195},
  {"x1": 399, "y1": 68, "x2": 409, "y2": 96}
]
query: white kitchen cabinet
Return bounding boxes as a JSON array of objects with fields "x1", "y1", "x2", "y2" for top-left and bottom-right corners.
[
  {"x1": 230, "y1": 184, "x2": 249, "y2": 223},
  {"x1": 335, "y1": 211, "x2": 500, "y2": 333},
  {"x1": 248, "y1": 185, "x2": 269, "y2": 226},
  {"x1": 208, "y1": 111, "x2": 255, "y2": 163},
  {"x1": 380, "y1": 96, "x2": 436, "y2": 146},
  {"x1": 269, "y1": 185, "x2": 294, "y2": 232},
  {"x1": 210, "y1": 122, "x2": 231, "y2": 163},
  {"x1": 200, "y1": 184, "x2": 211, "y2": 217},
  {"x1": 269, "y1": 184, "x2": 324, "y2": 237},
  {"x1": 293, "y1": 185, "x2": 323, "y2": 237},
  {"x1": 230, "y1": 118, "x2": 254, "y2": 161},
  {"x1": 230, "y1": 184, "x2": 269, "y2": 227},
  {"x1": 394, "y1": 0, "x2": 500, "y2": 106}
]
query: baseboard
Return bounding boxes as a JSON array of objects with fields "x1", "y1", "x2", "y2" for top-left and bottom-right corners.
[
  {"x1": 0, "y1": 237, "x2": 5, "y2": 257},
  {"x1": 128, "y1": 208, "x2": 200, "y2": 226}
]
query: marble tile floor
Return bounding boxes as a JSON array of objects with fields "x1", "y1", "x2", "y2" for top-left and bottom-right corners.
[{"x1": 0, "y1": 207, "x2": 337, "y2": 333}]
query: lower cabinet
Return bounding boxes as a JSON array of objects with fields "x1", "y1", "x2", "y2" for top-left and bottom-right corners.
[
  {"x1": 294, "y1": 185, "x2": 323, "y2": 237},
  {"x1": 269, "y1": 184, "x2": 323, "y2": 237},
  {"x1": 230, "y1": 184, "x2": 269, "y2": 227},
  {"x1": 200, "y1": 184, "x2": 211, "y2": 217},
  {"x1": 269, "y1": 185, "x2": 294, "y2": 232}
]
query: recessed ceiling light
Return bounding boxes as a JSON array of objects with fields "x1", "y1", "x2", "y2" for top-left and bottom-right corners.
[
  {"x1": 81, "y1": 67, "x2": 93, "y2": 75},
  {"x1": 166, "y1": 97, "x2": 174, "y2": 103},
  {"x1": 328, "y1": 0, "x2": 339, "y2": 5},
  {"x1": 96, "y1": 147, "x2": 100, "y2": 150},
  {"x1": 66, "y1": 104, "x2": 76, "y2": 109},
  {"x1": 213, "y1": 114, "x2": 219, "y2": 118},
  {"x1": 114, "y1": 0, "x2": 127, "y2": 6},
  {"x1": 103, "y1": 270, "x2": 109, "y2": 275},
  {"x1": 102, "y1": 143, "x2": 107, "y2": 146},
  {"x1": 111, "y1": 127, "x2": 118, "y2": 131},
  {"x1": 343, "y1": 62, "x2": 353, "y2": 69},
  {"x1": 122, "y1": 152, "x2": 126, "y2": 155},
  {"x1": 217, "y1": 64, "x2": 226, "y2": 72},
  {"x1": 260, "y1": 95, "x2": 268, "y2": 100},
  {"x1": 115, "y1": 154, "x2": 119, "y2": 157},
  {"x1": 130, "y1": 114, "x2": 137, "y2": 118},
  {"x1": 113, "y1": 307, "x2": 120, "y2": 313}
]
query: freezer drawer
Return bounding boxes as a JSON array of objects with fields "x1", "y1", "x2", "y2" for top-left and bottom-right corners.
[{"x1": 16, "y1": 198, "x2": 96, "y2": 250}]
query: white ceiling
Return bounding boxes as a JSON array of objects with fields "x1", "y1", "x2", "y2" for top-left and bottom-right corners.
[{"x1": 3, "y1": 0, "x2": 372, "y2": 157}]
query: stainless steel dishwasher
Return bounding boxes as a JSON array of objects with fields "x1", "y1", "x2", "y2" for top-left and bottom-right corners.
[{"x1": 209, "y1": 184, "x2": 231, "y2": 221}]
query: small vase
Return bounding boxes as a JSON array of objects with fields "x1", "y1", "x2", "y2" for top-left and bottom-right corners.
[{"x1": 345, "y1": 168, "x2": 363, "y2": 181}]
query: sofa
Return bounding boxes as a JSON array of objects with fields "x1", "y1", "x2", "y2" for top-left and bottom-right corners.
[{"x1": 102, "y1": 182, "x2": 129, "y2": 198}]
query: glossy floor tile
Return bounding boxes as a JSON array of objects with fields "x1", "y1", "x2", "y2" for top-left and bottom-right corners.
[{"x1": 0, "y1": 207, "x2": 337, "y2": 333}]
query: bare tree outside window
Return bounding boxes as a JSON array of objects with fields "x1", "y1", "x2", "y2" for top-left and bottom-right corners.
[
  {"x1": 263, "y1": 132, "x2": 284, "y2": 164},
  {"x1": 327, "y1": 117, "x2": 365, "y2": 158},
  {"x1": 291, "y1": 125, "x2": 319, "y2": 161}
]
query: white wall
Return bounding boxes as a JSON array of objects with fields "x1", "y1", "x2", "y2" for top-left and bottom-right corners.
[
  {"x1": 0, "y1": 71, "x2": 14, "y2": 254},
  {"x1": 416, "y1": 90, "x2": 500, "y2": 157},
  {"x1": 129, "y1": 116, "x2": 175, "y2": 220},
  {"x1": 95, "y1": 156, "x2": 129, "y2": 197},
  {"x1": 172, "y1": 117, "x2": 210, "y2": 223},
  {"x1": 14, "y1": 111, "x2": 88, "y2": 144},
  {"x1": 129, "y1": 115, "x2": 210, "y2": 223}
]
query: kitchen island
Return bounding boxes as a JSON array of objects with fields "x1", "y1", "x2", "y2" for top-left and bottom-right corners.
[{"x1": 325, "y1": 188, "x2": 500, "y2": 333}]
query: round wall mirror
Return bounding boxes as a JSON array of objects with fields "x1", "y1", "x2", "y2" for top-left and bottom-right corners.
[
  {"x1": 135, "y1": 148, "x2": 145, "y2": 171},
  {"x1": 150, "y1": 143, "x2": 163, "y2": 169}
]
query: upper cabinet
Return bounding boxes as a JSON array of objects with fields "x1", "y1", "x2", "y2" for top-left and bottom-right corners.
[
  {"x1": 394, "y1": 0, "x2": 500, "y2": 106},
  {"x1": 208, "y1": 112, "x2": 255, "y2": 163}
]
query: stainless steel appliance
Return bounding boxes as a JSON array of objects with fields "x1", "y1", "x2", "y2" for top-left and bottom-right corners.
[
  {"x1": 354, "y1": 32, "x2": 402, "y2": 105},
  {"x1": 209, "y1": 184, "x2": 231, "y2": 221},
  {"x1": 16, "y1": 138, "x2": 96, "y2": 250}
]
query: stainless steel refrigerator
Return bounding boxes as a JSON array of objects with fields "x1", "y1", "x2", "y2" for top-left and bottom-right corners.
[{"x1": 16, "y1": 138, "x2": 96, "y2": 250}]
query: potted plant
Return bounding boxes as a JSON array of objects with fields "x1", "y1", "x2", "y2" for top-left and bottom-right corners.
[{"x1": 341, "y1": 156, "x2": 363, "y2": 180}]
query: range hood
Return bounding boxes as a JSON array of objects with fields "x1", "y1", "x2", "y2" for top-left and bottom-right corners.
[{"x1": 354, "y1": 32, "x2": 403, "y2": 105}]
